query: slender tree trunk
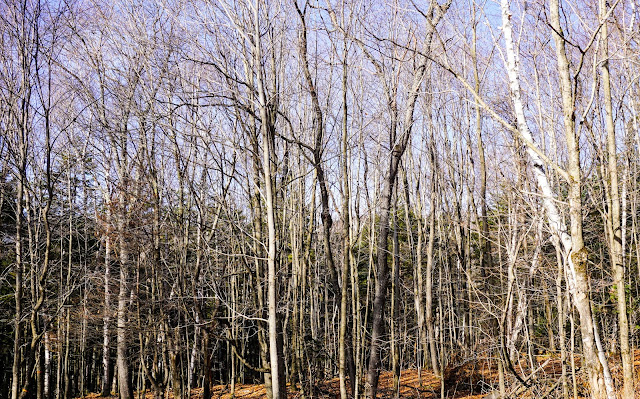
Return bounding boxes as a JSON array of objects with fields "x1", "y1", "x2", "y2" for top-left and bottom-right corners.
[
  {"x1": 11, "y1": 145, "x2": 25, "y2": 399},
  {"x1": 203, "y1": 330, "x2": 211, "y2": 399},
  {"x1": 555, "y1": 245, "x2": 568, "y2": 399},
  {"x1": 365, "y1": 163, "x2": 396, "y2": 399},
  {"x1": 102, "y1": 226, "x2": 112, "y2": 397},
  {"x1": 548, "y1": 1, "x2": 613, "y2": 397},
  {"x1": 254, "y1": 2, "x2": 285, "y2": 394},
  {"x1": 365, "y1": 33, "x2": 433, "y2": 399},
  {"x1": 501, "y1": 0, "x2": 610, "y2": 396},
  {"x1": 169, "y1": 327, "x2": 182, "y2": 399},
  {"x1": 117, "y1": 262, "x2": 132, "y2": 399},
  {"x1": 471, "y1": 5, "x2": 491, "y2": 281},
  {"x1": 117, "y1": 186, "x2": 133, "y2": 399},
  {"x1": 80, "y1": 292, "x2": 88, "y2": 395},
  {"x1": 44, "y1": 332, "x2": 51, "y2": 399},
  {"x1": 339, "y1": 39, "x2": 351, "y2": 399},
  {"x1": 425, "y1": 181, "x2": 440, "y2": 377},
  {"x1": 390, "y1": 205, "x2": 400, "y2": 397},
  {"x1": 599, "y1": 0, "x2": 633, "y2": 395},
  {"x1": 412, "y1": 194, "x2": 428, "y2": 380}
]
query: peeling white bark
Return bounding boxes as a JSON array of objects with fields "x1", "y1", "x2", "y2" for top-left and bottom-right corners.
[{"x1": 500, "y1": 1, "x2": 610, "y2": 397}]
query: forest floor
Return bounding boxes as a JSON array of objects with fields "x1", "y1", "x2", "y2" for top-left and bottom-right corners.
[{"x1": 86, "y1": 349, "x2": 640, "y2": 399}]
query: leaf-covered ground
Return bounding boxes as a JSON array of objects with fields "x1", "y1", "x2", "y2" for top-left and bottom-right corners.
[
  {"x1": 85, "y1": 350, "x2": 640, "y2": 399},
  {"x1": 86, "y1": 369, "x2": 481, "y2": 399}
]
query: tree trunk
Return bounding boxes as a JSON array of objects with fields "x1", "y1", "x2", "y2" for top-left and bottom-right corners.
[
  {"x1": 502, "y1": 0, "x2": 610, "y2": 396},
  {"x1": 599, "y1": 0, "x2": 633, "y2": 394},
  {"x1": 117, "y1": 267, "x2": 132, "y2": 399},
  {"x1": 364, "y1": 24, "x2": 437, "y2": 398},
  {"x1": 11, "y1": 149, "x2": 25, "y2": 399},
  {"x1": 390, "y1": 206, "x2": 400, "y2": 396},
  {"x1": 425, "y1": 181, "x2": 440, "y2": 377},
  {"x1": 102, "y1": 229, "x2": 112, "y2": 397},
  {"x1": 339, "y1": 38, "x2": 351, "y2": 399},
  {"x1": 117, "y1": 194, "x2": 133, "y2": 399},
  {"x1": 254, "y1": 2, "x2": 285, "y2": 395}
]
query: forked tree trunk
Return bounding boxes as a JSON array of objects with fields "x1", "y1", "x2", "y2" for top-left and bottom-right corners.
[
  {"x1": 501, "y1": 1, "x2": 610, "y2": 397},
  {"x1": 364, "y1": 13, "x2": 446, "y2": 397},
  {"x1": 254, "y1": 1, "x2": 285, "y2": 395},
  {"x1": 599, "y1": 0, "x2": 633, "y2": 395}
]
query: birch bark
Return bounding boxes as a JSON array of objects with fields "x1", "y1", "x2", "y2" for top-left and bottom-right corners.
[{"x1": 500, "y1": 0, "x2": 610, "y2": 397}]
